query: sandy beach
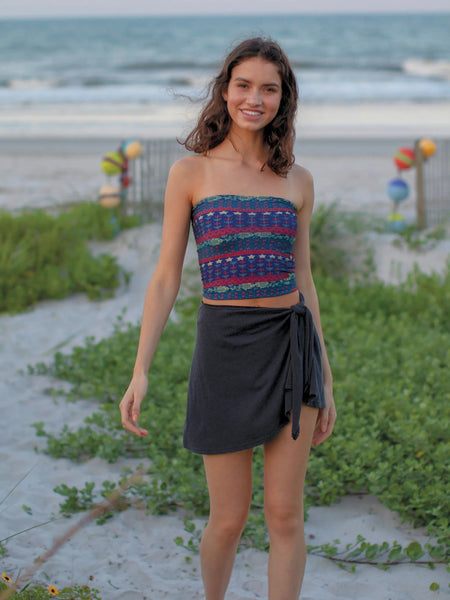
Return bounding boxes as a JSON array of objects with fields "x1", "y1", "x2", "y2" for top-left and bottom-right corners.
[{"x1": 1, "y1": 127, "x2": 449, "y2": 599}]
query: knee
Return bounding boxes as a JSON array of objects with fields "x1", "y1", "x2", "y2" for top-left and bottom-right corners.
[
  {"x1": 208, "y1": 510, "x2": 249, "y2": 545},
  {"x1": 264, "y1": 501, "x2": 303, "y2": 540}
]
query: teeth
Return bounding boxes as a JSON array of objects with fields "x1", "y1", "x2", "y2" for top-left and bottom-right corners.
[{"x1": 242, "y1": 110, "x2": 261, "y2": 115}]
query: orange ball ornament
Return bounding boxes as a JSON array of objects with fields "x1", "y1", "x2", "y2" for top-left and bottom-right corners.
[
  {"x1": 124, "y1": 140, "x2": 143, "y2": 160},
  {"x1": 418, "y1": 138, "x2": 436, "y2": 158}
]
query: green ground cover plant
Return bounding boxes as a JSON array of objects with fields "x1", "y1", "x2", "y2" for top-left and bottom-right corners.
[
  {"x1": 0, "y1": 203, "x2": 138, "y2": 313},
  {"x1": 30, "y1": 266, "x2": 449, "y2": 558},
  {"x1": 0, "y1": 580, "x2": 101, "y2": 600}
]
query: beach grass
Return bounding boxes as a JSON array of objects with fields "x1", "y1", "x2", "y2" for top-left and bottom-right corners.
[{"x1": 0, "y1": 203, "x2": 139, "y2": 313}]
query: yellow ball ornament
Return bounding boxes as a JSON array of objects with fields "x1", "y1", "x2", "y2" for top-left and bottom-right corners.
[
  {"x1": 101, "y1": 151, "x2": 126, "y2": 175},
  {"x1": 418, "y1": 138, "x2": 436, "y2": 158},
  {"x1": 99, "y1": 184, "x2": 121, "y2": 208},
  {"x1": 124, "y1": 140, "x2": 143, "y2": 160}
]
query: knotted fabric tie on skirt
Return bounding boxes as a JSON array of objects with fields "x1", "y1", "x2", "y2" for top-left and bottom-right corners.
[
  {"x1": 288, "y1": 296, "x2": 324, "y2": 440},
  {"x1": 183, "y1": 295, "x2": 325, "y2": 455}
]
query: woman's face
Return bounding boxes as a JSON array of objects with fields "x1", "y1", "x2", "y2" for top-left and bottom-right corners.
[{"x1": 223, "y1": 57, "x2": 282, "y2": 133}]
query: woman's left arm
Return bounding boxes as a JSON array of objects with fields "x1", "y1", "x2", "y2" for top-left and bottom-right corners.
[{"x1": 292, "y1": 167, "x2": 337, "y2": 446}]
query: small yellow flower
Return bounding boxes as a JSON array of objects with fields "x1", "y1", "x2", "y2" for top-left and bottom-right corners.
[
  {"x1": 1, "y1": 573, "x2": 12, "y2": 584},
  {"x1": 48, "y1": 585, "x2": 59, "y2": 595},
  {"x1": 417, "y1": 451, "x2": 424, "y2": 458}
]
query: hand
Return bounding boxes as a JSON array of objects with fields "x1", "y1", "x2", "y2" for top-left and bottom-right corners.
[
  {"x1": 119, "y1": 374, "x2": 149, "y2": 437},
  {"x1": 312, "y1": 382, "x2": 336, "y2": 446}
]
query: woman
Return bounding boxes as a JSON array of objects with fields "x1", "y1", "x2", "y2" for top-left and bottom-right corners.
[{"x1": 120, "y1": 37, "x2": 336, "y2": 600}]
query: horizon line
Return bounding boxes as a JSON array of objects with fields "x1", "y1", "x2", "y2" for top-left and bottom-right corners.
[{"x1": 1, "y1": 9, "x2": 450, "y2": 20}]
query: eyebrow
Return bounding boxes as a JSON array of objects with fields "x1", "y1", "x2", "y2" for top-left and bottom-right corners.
[{"x1": 233, "y1": 76, "x2": 280, "y2": 88}]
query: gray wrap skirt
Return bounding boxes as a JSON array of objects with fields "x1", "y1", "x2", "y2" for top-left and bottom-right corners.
[{"x1": 183, "y1": 295, "x2": 326, "y2": 455}]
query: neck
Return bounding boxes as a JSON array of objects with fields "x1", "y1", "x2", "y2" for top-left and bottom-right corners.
[{"x1": 227, "y1": 126, "x2": 268, "y2": 169}]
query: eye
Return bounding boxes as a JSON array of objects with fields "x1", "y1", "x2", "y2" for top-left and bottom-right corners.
[{"x1": 237, "y1": 83, "x2": 247, "y2": 88}]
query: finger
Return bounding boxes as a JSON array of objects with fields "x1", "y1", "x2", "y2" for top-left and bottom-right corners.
[
  {"x1": 120, "y1": 397, "x2": 148, "y2": 437},
  {"x1": 312, "y1": 427, "x2": 330, "y2": 446},
  {"x1": 312, "y1": 409, "x2": 335, "y2": 446},
  {"x1": 319, "y1": 407, "x2": 329, "y2": 432},
  {"x1": 123, "y1": 421, "x2": 148, "y2": 437},
  {"x1": 121, "y1": 408, "x2": 148, "y2": 436}
]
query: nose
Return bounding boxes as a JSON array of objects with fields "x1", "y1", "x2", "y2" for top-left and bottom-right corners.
[{"x1": 247, "y1": 88, "x2": 262, "y2": 106}]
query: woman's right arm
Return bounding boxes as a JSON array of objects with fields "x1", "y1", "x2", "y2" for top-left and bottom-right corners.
[{"x1": 119, "y1": 157, "x2": 194, "y2": 436}]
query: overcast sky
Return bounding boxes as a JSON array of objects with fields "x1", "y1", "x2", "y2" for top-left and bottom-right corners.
[{"x1": 0, "y1": 0, "x2": 449, "y2": 18}]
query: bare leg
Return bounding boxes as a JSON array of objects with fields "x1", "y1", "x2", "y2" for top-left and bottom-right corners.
[
  {"x1": 201, "y1": 448, "x2": 253, "y2": 600},
  {"x1": 264, "y1": 405, "x2": 318, "y2": 600}
]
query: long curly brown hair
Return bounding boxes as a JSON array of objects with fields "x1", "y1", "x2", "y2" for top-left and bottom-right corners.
[{"x1": 181, "y1": 37, "x2": 298, "y2": 177}]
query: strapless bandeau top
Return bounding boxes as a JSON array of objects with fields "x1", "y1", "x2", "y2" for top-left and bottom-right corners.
[{"x1": 191, "y1": 194, "x2": 298, "y2": 300}]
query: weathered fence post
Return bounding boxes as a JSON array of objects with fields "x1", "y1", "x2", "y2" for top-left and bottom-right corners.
[{"x1": 414, "y1": 139, "x2": 426, "y2": 230}]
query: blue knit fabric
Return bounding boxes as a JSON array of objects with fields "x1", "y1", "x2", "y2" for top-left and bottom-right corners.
[{"x1": 191, "y1": 195, "x2": 298, "y2": 300}]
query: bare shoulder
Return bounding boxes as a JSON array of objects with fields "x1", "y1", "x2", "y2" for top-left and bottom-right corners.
[
  {"x1": 166, "y1": 154, "x2": 206, "y2": 203},
  {"x1": 168, "y1": 154, "x2": 204, "y2": 179},
  {"x1": 289, "y1": 163, "x2": 315, "y2": 211},
  {"x1": 291, "y1": 163, "x2": 314, "y2": 187}
]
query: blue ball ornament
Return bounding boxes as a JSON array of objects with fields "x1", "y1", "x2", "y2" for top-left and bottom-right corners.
[{"x1": 387, "y1": 178, "x2": 409, "y2": 203}]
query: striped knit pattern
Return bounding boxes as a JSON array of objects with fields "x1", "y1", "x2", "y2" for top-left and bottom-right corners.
[{"x1": 191, "y1": 195, "x2": 298, "y2": 300}]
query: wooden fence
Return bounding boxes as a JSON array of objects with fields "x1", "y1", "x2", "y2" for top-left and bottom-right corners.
[
  {"x1": 125, "y1": 138, "x2": 450, "y2": 229},
  {"x1": 416, "y1": 139, "x2": 450, "y2": 229},
  {"x1": 126, "y1": 139, "x2": 186, "y2": 220}
]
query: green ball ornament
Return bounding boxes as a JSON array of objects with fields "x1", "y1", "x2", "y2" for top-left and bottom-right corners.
[{"x1": 101, "y1": 151, "x2": 125, "y2": 175}]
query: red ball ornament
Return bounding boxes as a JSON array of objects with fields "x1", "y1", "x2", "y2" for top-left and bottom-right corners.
[{"x1": 394, "y1": 147, "x2": 415, "y2": 170}]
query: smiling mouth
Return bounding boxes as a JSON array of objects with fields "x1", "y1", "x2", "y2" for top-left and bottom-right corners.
[{"x1": 241, "y1": 109, "x2": 263, "y2": 116}]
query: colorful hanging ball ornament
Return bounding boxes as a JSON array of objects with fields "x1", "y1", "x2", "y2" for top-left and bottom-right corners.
[
  {"x1": 123, "y1": 140, "x2": 143, "y2": 160},
  {"x1": 386, "y1": 212, "x2": 407, "y2": 233},
  {"x1": 99, "y1": 184, "x2": 121, "y2": 208},
  {"x1": 418, "y1": 138, "x2": 436, "y2": 158},
  {"x1": 101, "y1": 151, "x2": 126, "y2": 176},
  {"x1": 387, "y1": 178, "x2": 409, "y2": 203},
  {"x1": 394, "y1": 147, "x2": 415, "y2": 170}
]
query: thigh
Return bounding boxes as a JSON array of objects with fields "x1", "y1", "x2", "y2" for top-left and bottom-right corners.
[
  {"x1": 203, "y1": 449, "x2": 254, "y2": 518},
  {"x1": 264, "y1": 405, "x2": 318, "y2": 510}
]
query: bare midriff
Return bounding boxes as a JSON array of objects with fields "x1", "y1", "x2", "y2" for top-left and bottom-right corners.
[{"x1": 202, "y1": 289, "x2": 300, "y2": 309}]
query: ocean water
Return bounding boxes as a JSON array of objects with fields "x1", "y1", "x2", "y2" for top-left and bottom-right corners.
[
  {"x1": 0, "y1": 14, "x2": 449, "y2": 137},
  {"x1": 0, "y1": 13, "x2": 449, "y2": 105}
]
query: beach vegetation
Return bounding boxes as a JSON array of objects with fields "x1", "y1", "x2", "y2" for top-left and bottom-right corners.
[
  {"x1": 0, "y1": 203, "x2": 138, "y2": 314},
  {"x1": 0, "y1": 471, "x2": 144, "y2": 600},
  {"x1": 47, "y1": 586, "x2": 59, "y2": 596},
  {"x1": 306, "y1": 537, "x2": 447, "y2": 571},
  {"x1": 391, "y1": 222, "x2": 448, "y2": 251},
  {"x1": 30, "y1": 267, "x2": 450, "y2": 564},
  {"x1": 0, "y1": 580, "x2": 101, "y2": 600}
]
